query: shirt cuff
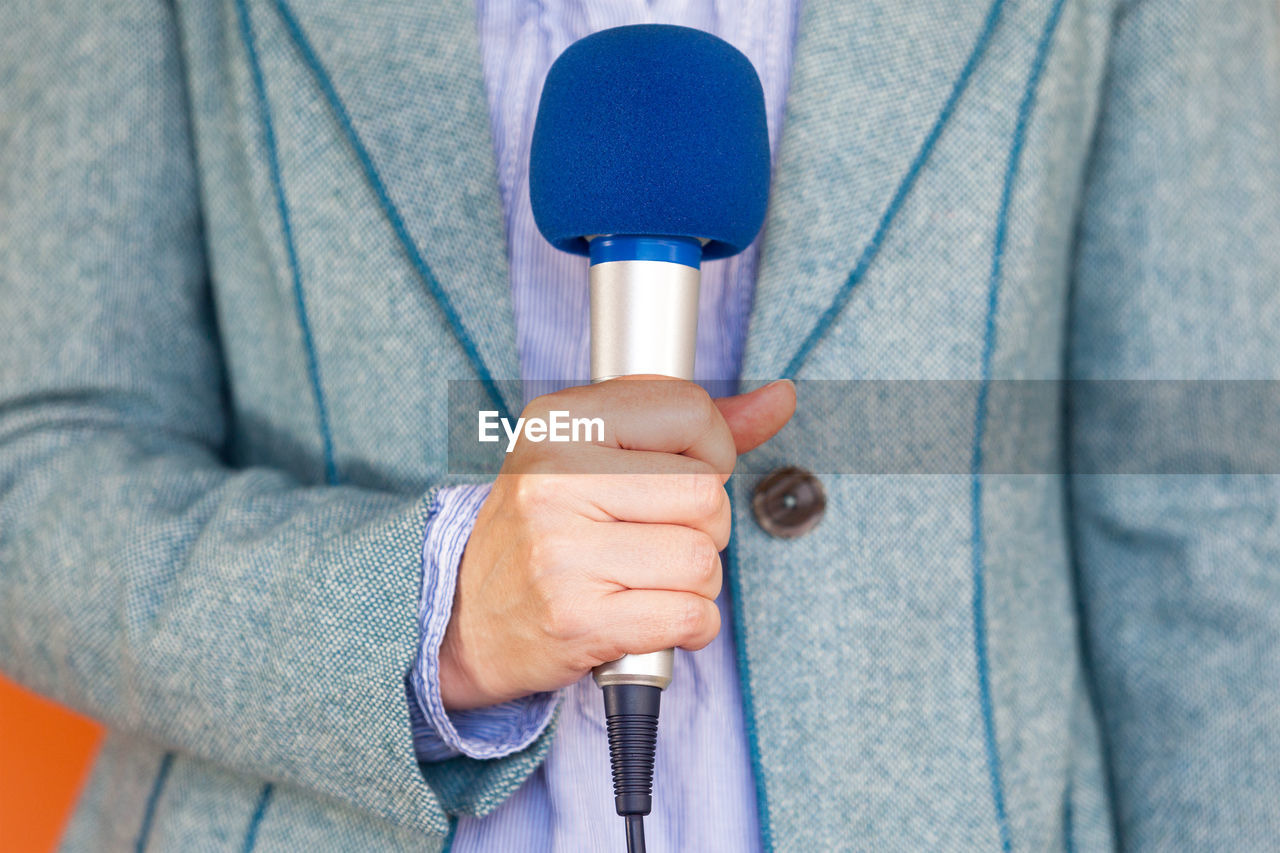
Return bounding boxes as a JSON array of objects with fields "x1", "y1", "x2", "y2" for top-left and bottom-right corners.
[{"x1": 409, "y1": 483, "x2": 559, "y2": 762}]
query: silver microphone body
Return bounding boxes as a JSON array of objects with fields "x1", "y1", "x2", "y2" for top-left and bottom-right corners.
[{"x1": 589, "y1": 254, "x2": 701, "y2": 690}]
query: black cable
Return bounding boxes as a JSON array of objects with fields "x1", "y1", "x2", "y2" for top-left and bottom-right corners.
[
  {"x1": 602, "y1": 684, "x2": 661, "y2": 853},
  {"x1": 625, "y1": 815, "x2": 646, "y2": 853}
]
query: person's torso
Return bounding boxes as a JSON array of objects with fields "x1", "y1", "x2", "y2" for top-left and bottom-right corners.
[{"x1": 67, "y1": 0, "x2": 1122, "y2": 849}]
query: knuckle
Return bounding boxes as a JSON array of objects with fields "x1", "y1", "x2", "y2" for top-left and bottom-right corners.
[
  {"x1": 526, "y1": 531, "x2": 563, "y2": 576},
  {"x1": 680, "y1": 600, "x2": 720, "y2": 651},
  {"x1": 673, "y1": 595, "x2": 708, "y2": 641},
  {"x1": 591, "y1": 634, "x2": 628, "y2": 665},
  {"x1": 540, "y1": 594, "x2": 587, "y2": 642},
  {"x1": 688, "y1": 474, "x2": 725, "y2": 518},
  {"x1": 512, "y1": 474, "x2": 555, "y2": 512},
  {"x1": 688, "y1": 536, "x2": 720, "y2": 587},
  {"x1": 688, "y1": 387, "x2": 719, "y2": 432},
  {"x1": 671, "y1": 379, "x2": 708, "y2": 408},
  {"x1": 709, "y1": 501, "x2": 732, "y2": 550},
  {"x1": 698, "y1": 605, "x2": 723, "y2": 649},
  {"x1": 665, "y1": 381, "x2": 713, "y2": 426}
]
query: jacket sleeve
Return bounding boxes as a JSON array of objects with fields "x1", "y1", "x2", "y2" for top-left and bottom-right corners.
[
  {"x1": 0, "y1": 0, "x2": 549, "y2": 834},
  {"x1": 1066, "y1": 0, "x2": 1280, "y2": 848}
]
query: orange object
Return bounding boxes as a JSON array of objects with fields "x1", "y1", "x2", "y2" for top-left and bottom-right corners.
[{"x1": 0, "y1": 674, "x2": 102, "y2": 853}]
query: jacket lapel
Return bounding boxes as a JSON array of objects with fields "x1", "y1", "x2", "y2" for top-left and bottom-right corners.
[
  {"x1": 733, "y1": 0, "x2": 1014, "y2": 843},
  {"x1": 269, "y1": 0, "x2": 1010, "y2": 392},
  {"x1": 744, "y1": 0, "x2": 1008, "y2": 380},
  {"x1": 270, "y1": 0, "x2": 521, "y2": 415}
]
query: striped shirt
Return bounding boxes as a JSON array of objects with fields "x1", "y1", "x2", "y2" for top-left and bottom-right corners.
[{"x1": 408, "y1": 2, "x2": 800, "y2": 849}]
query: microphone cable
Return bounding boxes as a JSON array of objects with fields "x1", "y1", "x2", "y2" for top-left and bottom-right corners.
[
  {"x1": 626, "y1": 815, "x2": 646, "y2": 853},
  {"x1": 602, "y1": 683, "x2": 662, "y2": 853}
]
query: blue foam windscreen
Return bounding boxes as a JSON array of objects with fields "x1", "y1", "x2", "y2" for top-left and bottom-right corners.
[{"x1": 530, "y1": 25, "x2": 770, "y2": 260}]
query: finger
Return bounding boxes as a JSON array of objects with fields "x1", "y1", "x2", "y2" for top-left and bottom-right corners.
[
  {"x1": 525, "y1": 442, "x2": 724, "y2": 479},
  {"x1": 507, "y1": 452, "x2": 732, "y2": 545},
  {"x1": 527, "y1": 377, "x2": 737, "y2": 475},
  {"x1": 714, "y1": 379, "x2": 797, "y2": 455},
  {"x1": 572, "y1": 523, "x2": 722, "y2": 600},
  {"x1": 593, "y1": 590, "x2": 722, "y2": 659},
  {"x1": 564, "y1": 471, "x2": 731, "y2": 547}
]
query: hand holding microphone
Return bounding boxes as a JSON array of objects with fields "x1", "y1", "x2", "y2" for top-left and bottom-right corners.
[
  {"x1": 438, "y1": 377, "x2": 794, "y2": 711},
  {"x1": 446, "y1": 24, "x2": 774, "y2": 852}
]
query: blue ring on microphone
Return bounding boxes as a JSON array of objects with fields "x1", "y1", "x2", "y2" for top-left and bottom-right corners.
[{"x1": 588, "y1": 235, "x2": 702, "y2": 268}]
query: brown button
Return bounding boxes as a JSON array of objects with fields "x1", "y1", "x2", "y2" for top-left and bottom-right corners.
[{"x1": 751, "y1": 466, "x2": 825, "y2": 539}]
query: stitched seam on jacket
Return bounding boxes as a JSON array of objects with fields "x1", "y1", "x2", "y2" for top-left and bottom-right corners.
[
  {"x1": 971, "y1": 2, "x2": 1071, "y2": 852},
  {"x1": 1063, "y1": 781, "x2": 1077, "y2": 853},
  {"x1": 725, "y1": 524, "x2": 774, "y2": 853},
  {"x1": 234, "y1": 1, "x2": 335, "y2": 847},
  {"x1": 134, "y1": 752, "x2": 175, "y2": 853},
  {"x1": 269, "y1": 0, "x2": 513, "y2": 423},
  {"x1": 241, "y1": 783, "x2": 275, "y2": 853},
  {"x1": 781, "y1": 0, "x2": 1010, "y2": 380},
  {"x1": 234, "y1": 0, "x2": 340, "y2": 487},
  {"x1": 442, "y1": 814, "x2": 459, "y2": 853}
]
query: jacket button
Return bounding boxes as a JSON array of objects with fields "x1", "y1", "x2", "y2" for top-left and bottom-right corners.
[{"x1": 751, "y1": 466, "x2": 825, "y2": 539}]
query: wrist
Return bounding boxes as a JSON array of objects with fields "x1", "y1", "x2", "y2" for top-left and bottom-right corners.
[{"x1": 438, "y1": 617, "x2": 490, "y2": 711}]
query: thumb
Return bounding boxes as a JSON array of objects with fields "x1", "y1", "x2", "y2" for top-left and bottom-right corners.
[{"x1": 714, "y1": 379, "x2": 797, "y2": 455}]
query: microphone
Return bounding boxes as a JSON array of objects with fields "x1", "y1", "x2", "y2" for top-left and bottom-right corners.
[{"x1": 530, "y1": 24, "x2": 770, "y2": 852}]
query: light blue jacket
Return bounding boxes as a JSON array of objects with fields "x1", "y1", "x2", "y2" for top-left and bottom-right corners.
[{"x1": 2, "y1": 1, "x2": 1278, "y2": 851}]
